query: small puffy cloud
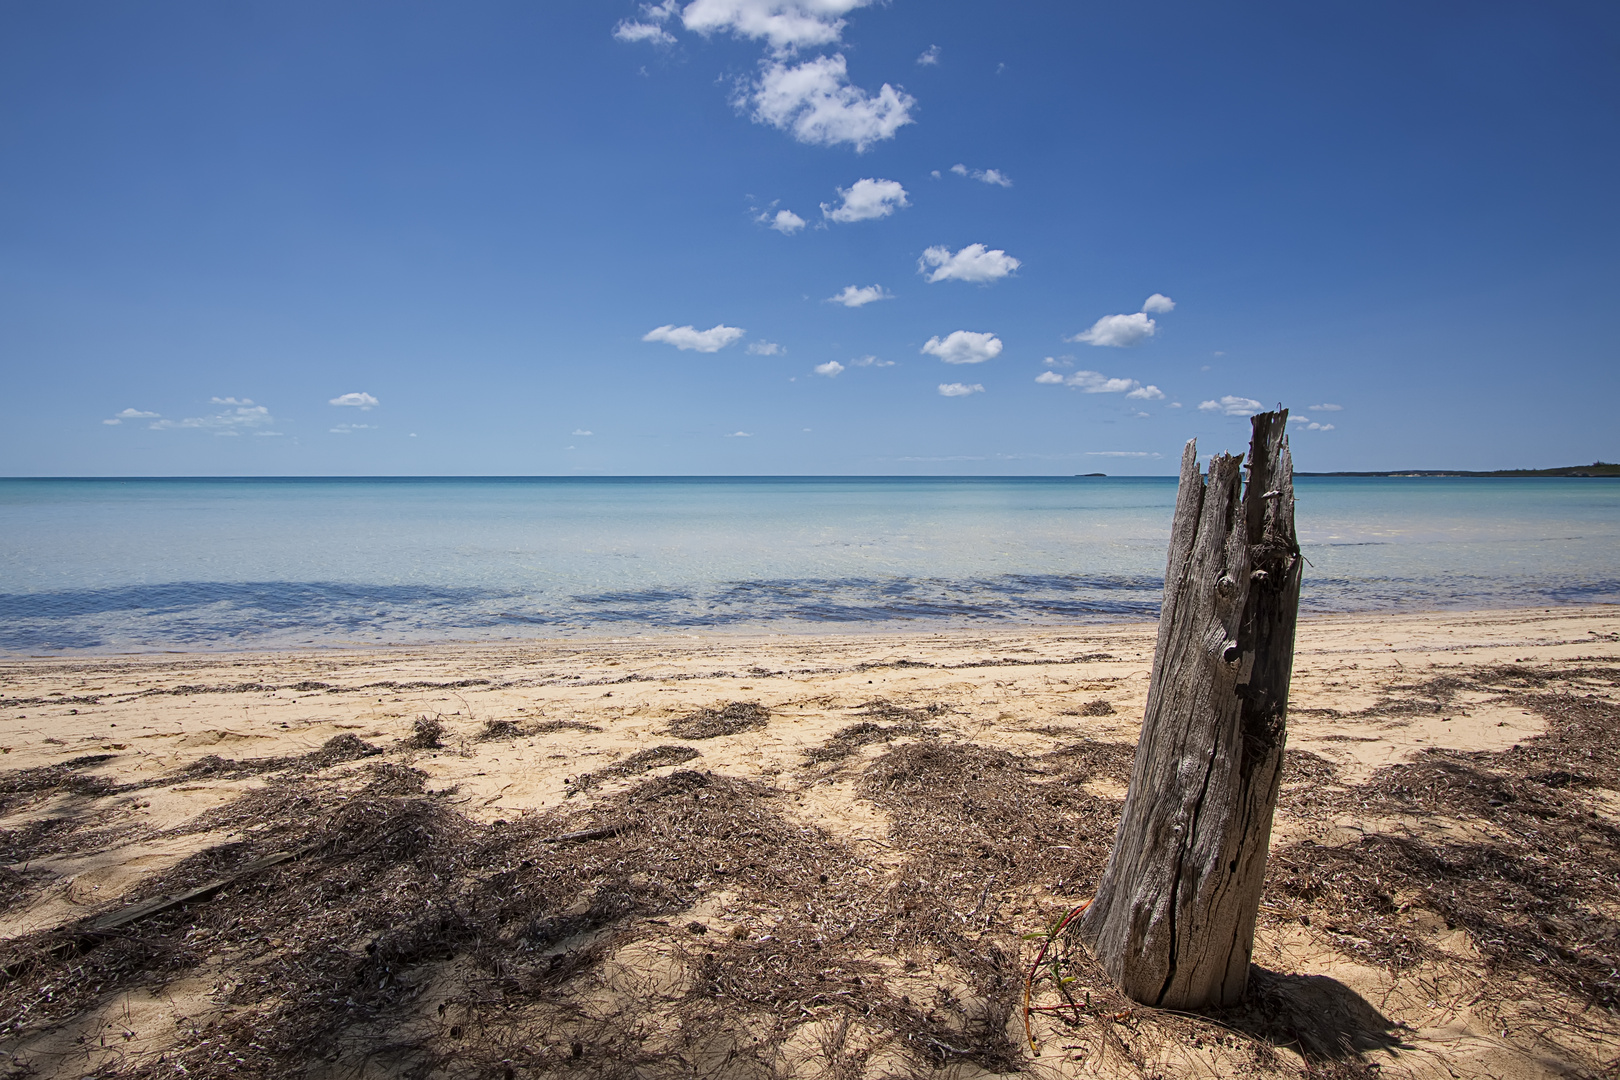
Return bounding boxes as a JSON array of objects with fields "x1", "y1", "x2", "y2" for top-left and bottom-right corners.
[
  {"x1": 745, "y1": 55, "x2": 915, "y2": 151},
  {"x1": 1295, "y1": 420, "x2": 1336, "y2": 431},
  {"x1": 613, "y1": 20, "x2": 676, "y2": 44},
  {"x1": 573, "y1": 429, "x2": 594, "y2": 436},
  {"x1": 1198, "y1": 395, "x2": 1264, "y2": 416},
  {"x1": 1042, "y1": 355, "x2": 1073, "y2": 368},
  {"x1": 938, "y1": 382, "x2": 984, "y2": 397},
  {"x1": 1309, "y1": 403, "x2": 1343, "y2": 412},
  {"x1": 814, "y1": 360, "x2": 845, "y2": 376},
  {"x1": 760, "y1": 208, "x2": 806, "y2": 233},
  {"x1": 850, "y1": 354, "x2": 893, "y2": 367},
  {"x1": 643, "y1": 323, "x2": 746, "y2": 352},
  {"x1": 1037, "y1": 369, "x2": 1165, "y2": 398},
  {"x1": 747, "y1": 340, "x2": 784, "y2": 355},
  {"x1": 1068, "y1": 371, "x2": 1137, "y2": 393},
  {"x1": 918, "y1": 243, "x2": 1019, "y2": 284},
  {"x1": 1142, "y1": 293, "x2": 1176, "y2": 314},
  {"x1": 921, "y1": 330, "x2": 1002, "y2": 365},
  {"x1": 827, "y1": 283, "x2": 891, "y2": 307},
  {"x1": 211, "y1": 396, "x2": 253, "y2": 405},
  {"x1": 916, "y1": 44, "x2": 940, "y2": 65},
  {"x1": 329, "y1": 391, "x2": 379, "y2": 409},
  {"x1": 105, "y1": 407, "x2": 159, "y2": 425},
  {"x1": 1070, "y1": 312, "x2": 1156, "y2": 347},
  {"x1": 821, "y1": 178, "x2": 908, "y2": 222},
  {"x1": 949, "y1": 163, "x2": 1011, "y2": 186},
  {"x1": 930, "y1": 168, "x2": 941, "y2": 179},
  {"x1": 724, "y1": 430, "x2": 754, "y2": 437},
  {"x1": 683, "y1": 0, "x2": 871, "y2": 51}
]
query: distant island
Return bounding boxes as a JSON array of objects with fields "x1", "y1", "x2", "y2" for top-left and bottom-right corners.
[{"x1": 1295, "y1": 462, "x2": 1619, "y2": 478}]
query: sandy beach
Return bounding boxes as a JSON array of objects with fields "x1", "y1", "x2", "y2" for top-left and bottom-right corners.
[{"x1": 2, "y1": 605, "x2": 1616, "y2": 1078}]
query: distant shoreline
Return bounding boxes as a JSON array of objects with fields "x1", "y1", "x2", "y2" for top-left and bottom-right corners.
[{"x1": 1293, "y1": 463, "x2": 1619, "y2": 478}]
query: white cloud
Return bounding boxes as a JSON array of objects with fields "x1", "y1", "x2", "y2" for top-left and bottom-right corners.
[
  {"x1": 572, "y1": 429, "x2": 594, "y2": 436},
  {"x1": 1168, "y1": 402, "x2": 1183, "y2": 408},
  {"x1": 682, "y1": 0, "x2": 871, "y2": 51},
  {"x1": 930, "y1": 169, "x2": 941, "y2": 179},
  {"x1": 1142, "y1": 293, "x2": 1176, "y2": 314},
  {"x1": 827, "y1": 283, "x2": 892, "y2": 307},
  {"x1": 1042, "y1": 355, "x2": 1073, "y2": 368},
  {"x1": 1309, "y1": 403, "x2": 1343, "y2": 412},
  {"x1": 937, "y1": 382, "x2": 984, "y2": 397},
  {"x1": 1198, "y1": 395, "x2": 1264, "y2": 416},
  {"x1": 814, "y1": 360, "x2": 845, "y2": 376},
  {"x1": 1087, "y1": 451, "x2": 1162, "y2": 458},
  {"x1": 821, "y1": 178, "x2": 908, "y2": 222},
  {"x1": 1070, "y1": 312, "x2": 1156, "y2": 347},
  {"x1": 152, "y1": 402, "x2": 274, "y2": 431},
  {"x1": 1067, "y1": 370, "x2": 1138, "y2": 394},
  {"x1": 724, "y1": 430, "x2": 754, "y2": 437},
  {"x1": 330, "y1": 423, "x2": 376, "y2": 434},
  {"x1": 746, "y1": 55, "x2": 915, "y2": 151},
  {"x1": 761, "y1": 208, "x2": 806, "y2": 233},
  {"x1": 916, "y1": 44, "x2": 940, "y2": 65},
  {"x1": 949, "y1": 163, "x2": 1011, "y2": 186},
  {"x1": 918, "y1": 243, "x2": 1019, "y2": 284},
  {"x1": 921, "y1": 330, "x2": 1002, "y2": 365},
  {"x1": 850, "y1": 354, "x2": 892, "y2": 367},
  {"x1": 1036, "y1": 369, "x2": 1162, "y2": 396},
  {"x1": 746, "y1": 340, "x2": 784, "y2": 355},
  {"x1": 643, "y1": 323, "x2": 746, "y2": 352},
  {"x1": 329, "y1": 391, "x2": 380, "y2": 409},
  {"x1": 1295, "y1": 420, "x2": 1336, "y2": 431},
  {"x1": 613, "y1": 20, "x2": 676, "y2": 44},
  {"x1": 104, "y1": 407, "x2": 159, "y2": 425}
]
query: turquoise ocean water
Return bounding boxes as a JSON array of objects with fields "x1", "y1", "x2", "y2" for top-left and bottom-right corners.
[{"x1": 1, "y1": 477, "x2": 1616, "y2": 653}]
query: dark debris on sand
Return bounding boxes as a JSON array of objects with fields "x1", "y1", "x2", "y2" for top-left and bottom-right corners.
[
  {"x1": 667, "y1": 701, "x2": 771, "y2": 740},
  {"x1": 565, "y1": 744, "x2": 701, "y2": 794},
  {"x1": 1264, "y1": 663, "x2": 1620, "y2": 1011}
]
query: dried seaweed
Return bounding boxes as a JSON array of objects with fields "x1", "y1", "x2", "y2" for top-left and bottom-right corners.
[
  {"x1": 667, "y1": 701, "x2": 770, "y2": 740},
  {"x1": 567, "y1": 745, "x2": 701, "y2": 793}
]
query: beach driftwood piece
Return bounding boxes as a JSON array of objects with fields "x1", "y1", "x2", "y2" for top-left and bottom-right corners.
[{"x1": 1078, "y1": 409, "x2": 1302, "y2": 1009}]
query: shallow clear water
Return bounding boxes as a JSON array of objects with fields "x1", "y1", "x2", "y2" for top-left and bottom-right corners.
[{"x1": 1, "y1": 476, "x2": 1616, "y2": 652}]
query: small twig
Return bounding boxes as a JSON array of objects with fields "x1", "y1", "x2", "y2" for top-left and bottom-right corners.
[{"x1": 538, "y1": 824, "x2": 627, "y2": 844}]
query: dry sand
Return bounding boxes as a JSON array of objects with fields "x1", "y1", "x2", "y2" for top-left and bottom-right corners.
[{"x1": 1, "y1": 605, "x2": 1616, "y2": 1078}]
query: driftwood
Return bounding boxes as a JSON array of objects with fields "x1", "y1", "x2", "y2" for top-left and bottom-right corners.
[{"x1": 1078, "y1": 409, "x2": 1302, "y2": 1009}]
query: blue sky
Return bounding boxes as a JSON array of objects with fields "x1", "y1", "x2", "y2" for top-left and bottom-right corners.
[{"x1": 2, "y1": 0, "x2": 1616, "y2": 476}]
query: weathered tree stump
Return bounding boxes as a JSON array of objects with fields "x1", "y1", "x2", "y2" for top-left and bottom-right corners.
[{"x1": 1078, "y1": 409, "x2": 1302, "y2": 1009}]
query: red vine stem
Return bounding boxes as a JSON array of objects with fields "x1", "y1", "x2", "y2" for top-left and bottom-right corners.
[{"x1": 1021, "y1": 897, "x2": 1092, "y2": 1055}]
